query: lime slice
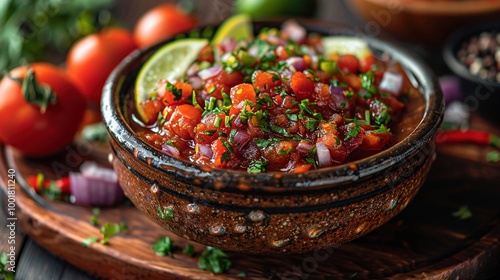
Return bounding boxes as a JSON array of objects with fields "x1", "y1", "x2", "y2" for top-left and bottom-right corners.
[
  {"x1": 322, "y1": 36, "x2": 372, "y2": 59},
  {"x1": 212, "y1": 14, "x2": 253, "y2": 45},
  {"x1": 135, "y1": 38, "x2": 209, "y2": 123}
]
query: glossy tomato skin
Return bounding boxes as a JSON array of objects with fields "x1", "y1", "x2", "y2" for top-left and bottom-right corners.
[
  {"x1": 0, "y1": 63, "x2": 85, "y2": 156},
  {"x1": 133, "y1": 4, "x2": 198, "y2": 48},
  {"x1": 67, "y1": 28, "x2": 137, "y2": 106}
]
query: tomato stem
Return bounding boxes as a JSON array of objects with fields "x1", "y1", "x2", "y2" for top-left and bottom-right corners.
[{"x1": 21, "y1": 68, "x2": 57, "y2": 113}]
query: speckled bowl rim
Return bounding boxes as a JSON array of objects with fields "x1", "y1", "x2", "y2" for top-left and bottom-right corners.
[{"x1": 102, "y1": 19, "x2": 444, "y2": 191}]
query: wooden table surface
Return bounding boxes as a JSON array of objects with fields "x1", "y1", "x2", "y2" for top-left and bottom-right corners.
[{"x1": 2, "y1": 1, "x2": 499, "y2": 279}]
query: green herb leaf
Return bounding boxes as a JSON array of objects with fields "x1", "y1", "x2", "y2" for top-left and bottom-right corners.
[
  {"x1": 198, "y1": 247, "x2": 232, "y2": 274},
  {"x1": 452, "y1": 205, "x2": 472, "y2": 220},
  {"x1": 345, "y1": 124, "x2": 361, "y2": 141},
  {"x1": 82, "y1": 236, "x2": 99, "y2": 247},
  {"x1": 221, "y1": 151, "x2": 231, "y2": 163},
  {"x1": 271, "y1": 124, "x2": 292, "y2": 137},
  {"x1": 158, "y1": 206, "x2": 174, "y2": 221},
  {"x1": 166, "y1": 82, "x2": 182, "y2": 101},
  {"x1": 237, "y1": 272, "x2": 247, "y2": 277},
  {"x1": 247, "y1": 159, "x2": 268, "y2": 173},
  {"x1": 360, "y1": 71, "x2": 377, "y2": 98},
  {"x1": 183, "y1": 243, "x2": 195, "y2": 257},
  {"x1": 279, "y1": 147, "x2": 292, "y2": 156},
  {"x1": 119, "y1": 221, "x2": 128, "y2": 232},
  {"x1": 152, "y1": 236, "x2": 175, "y2": 257},
  {"x1": 486, "y1": 151, "x2": 500, "y2": 162},
  {"x1": 371, "y1": 125, "x2": 390, "y2": 134},
  {"x1": 100, "y1": 223, "x2": 121, "y2": 245},
  {"x1": 89, "y1": 215, "x2": 99, "y2": 226},
  {"x1": 254, "y1": 138, "x2": 273, "y2": 148}
]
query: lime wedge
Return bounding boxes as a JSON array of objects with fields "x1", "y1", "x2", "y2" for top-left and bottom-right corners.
[
  {"x1": 212, "y1": 14, "x2": 253, "y2": 45},
  {"x1": 135, "y1": 38, "x2": 209, "y2": 123},
  {"x1": 322, "y1": 36, "x2": 372, "y2": 59}
]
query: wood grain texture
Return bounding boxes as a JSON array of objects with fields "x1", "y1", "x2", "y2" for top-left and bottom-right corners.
[{"x1": 0, "y1": 114, "x2": 500, "y2": 279}]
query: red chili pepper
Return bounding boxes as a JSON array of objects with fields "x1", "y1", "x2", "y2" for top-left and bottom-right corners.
[{"x1": 435, "y1": 130, "x2": 500, "y2": 148}]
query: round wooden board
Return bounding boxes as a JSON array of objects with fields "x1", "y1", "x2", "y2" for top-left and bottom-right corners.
[{"x1": 1, "y1": 123, "x2": 500, "y2": 279}]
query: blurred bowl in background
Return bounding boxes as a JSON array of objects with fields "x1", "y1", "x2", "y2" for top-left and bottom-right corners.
[
  {"x1": 443, "y1": 22, "x2": 500, "y2": 122},
  {"x1": 349, "y1": 0, "x2": 500, "y2": 48}
]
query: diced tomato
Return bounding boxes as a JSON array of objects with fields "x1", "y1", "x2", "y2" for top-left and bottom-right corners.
[
  {"x1": 167, "y1": 104, "x2": 202, "y2": 140},
  {"x1": 359, "y1": 131, "x2": 391, "y2": 151},
  {"x1": 292, "y1": 164, "x2": 312, "y2": 173},
  {"x1": 252, "y1": 71, "x2": 282, "y2": 93},
  {"x1": 337, "y1": 54, "x2": 359, "y2": 74},
  {"x1": 291, "y1": 72, "x2": 315, "y2": 101},
  {"x1": 157, "y1": 80, "x2": 193, "y2": 105},
  {"x1": 141, "y1": 99, "x2": 164, "y2": 125},
  {"x1": 212, "y1": 138, "x2": 230, "y2": 168},
  {"x1": 341, "y1": 74, "x2": 361, "y2": 92},
  {"x1": 142, "y1": 133, "x2": 166, "y2": 149},
  {"x1": 197, "y1": 45, "x2": 214, "y2": 63},
  {"x1": 359, "y1": 54, "x2": 375, "y2": 73},
  {"x1": 230, "y1": 83, "x2": 257, "y2": 110},
  {"x1": 204, "y1": 70, "x2": 243, "y2": 99},
  {"x1": 276, "y1": 45, "x2": 290, "y2": 61}
]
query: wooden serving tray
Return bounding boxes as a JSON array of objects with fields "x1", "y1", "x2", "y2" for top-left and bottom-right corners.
[{"x1": 1, "y1": 116, "x2": 500, "y2": 279}]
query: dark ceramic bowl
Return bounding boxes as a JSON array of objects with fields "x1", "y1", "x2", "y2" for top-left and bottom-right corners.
[
  {"x1": 102, "y1": 19, "x2": 444, "y2": 254},
  {"x1": 443, "y1": 23, "x2": 500, "y2": 122}
]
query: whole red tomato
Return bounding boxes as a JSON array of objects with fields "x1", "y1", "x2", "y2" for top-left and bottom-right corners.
[
  {"x1": 67, "y1": 28, "x2": 137, "y2": 106},
  {"x1": 0, "y1": 63, "x2": 85, "y2": 156},
  {"x1": 133, "y1": 4, "x2": 198, "y2": 48}
]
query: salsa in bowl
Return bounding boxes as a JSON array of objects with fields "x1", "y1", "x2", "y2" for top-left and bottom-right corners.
[{"x1": 102, "y1": 17, "x2": 443, "y2": 254}]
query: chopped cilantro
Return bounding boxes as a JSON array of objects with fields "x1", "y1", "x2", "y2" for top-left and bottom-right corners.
[
  {"x1": 221, "y1": 139, "x2": 234, "y2": 154},
  {"x1": 345, "y1": 124, "x2": 361, "y2": 140},
  {"x1": 152, "y1": 236, "x2": 175, "y2": 257},
  {"x1": 452, "y1": 205, "x2": 472, "y2": 220},
  {"x1": 203, "y1": 130, "x2": 216, "y2": 136},
  {"x1": 279, "y1": 147, "x2": 292, "y2": 156},
  {"x1": 198, "y1": 247, "x2": 232, "y2": 274},
  {"x1": 255, "y1": 138, "x2": 273, "y2": 148},
  {"x1": 247, "y1": 159, "x2": 268, "y2": 173},
  {"x1": 100, "y1": 223, "x2": 122, "y2": 245},
  {"x1": 82, "y1": 236, "x2": 99, "y2": 247},
  {"x1": 304, "y1": 118, "x2": 319, "y2": 132},
  {"x1": 158, "y1": 206, "x2": 174, "y2": 221},
  {"x1": 371, "y1": 125, "x2": 390, "y2": 134},
  {"x1": 486, "y1": 151, "x2": 500, "y2": 162},
  {"x1": 360, "y1": 71, "x2": 377, "y2": 98},
  {"x1": 183, "y1": 243, "x2": 195, "y2": 257},
  {"x1": 271, "y1": 124, "x2": 292, "y2": 137},
  {"x1": 229, "y1": 129, "x2": 238, "y2": 143},
  {"x1": 166, "y1": 82, "x2": 182, "y2": 101},
  {"x1": 221, "y1": 151, "x2": 231, "y2": 163},
  {"x1": 89, "y1": 215, "x2": 99, "y2": 226}
]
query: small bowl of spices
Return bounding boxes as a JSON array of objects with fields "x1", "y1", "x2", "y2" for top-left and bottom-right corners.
[{"x1": 443, "y1": 23, "x2": 500, "y2": 121}]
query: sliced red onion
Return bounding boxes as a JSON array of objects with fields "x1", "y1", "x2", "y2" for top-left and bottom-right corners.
[
  {"x1": 282, "y1": 20, "x2": 306, "y2": 43},
  {"x1": 316, "y1": 142, "x2": 332, "y2": 167},
  {"x1": 248, "y1": 45, "x2": 258, "y2": 57},
  {"x1": 198, "y1": 65, "x2": 222, "y2": 80},
  {"x1": 162, "y1": 144, "x2": 180, "y2": 157},
  {"x1": 198, "y1": 144, "x2": 213, "y2": 158},
  {"x1": 297, "y1": 141, "x2": 314, "y2": 155},
  {"x1": 329, "y1": 85, "x2": 349, "y2": 110},
  {"x1": 379, "y1": 72, "x2": 403, "y2": 95},
  {"x1": 439, "y1": 75, "x2": 462, "y2": 104},
  {"x1": 188, "y1": 76, "x2": 203, "y2": 90},
  {"x1": 233, "y1": 130, "x2": 251, "y2": 150},
  {"x1": 220, "y1": 37, "x2": 237, "y2": 53},
  {"x1": 70, "y1": 162, "x2": 124, "y2": 207},
  {"x1": 286, "y1": 57, "x2": 306, "y2": 72},
  {"x1": 187, "y1": 63, "x2": 200, "y2": 77}
]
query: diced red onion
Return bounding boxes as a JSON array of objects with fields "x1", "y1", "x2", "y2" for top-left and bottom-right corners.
[
  {"x1": 286, "y1": 57, "x2": 307, "y2": 72},
  {"x1": 198, "y1": 144, "x2": 213, "y2": 158},
  {"x1": 329, "y1": 85, "x2": 349, "y2": 110},
  {"x1": 379, "y1": 72, "x2": 403, "y2": 95},
  {"x1": 162, "y1": 144, "x2": 180, "y2": 157},
  {"x1": 69, "y1": 162, "x2": 124, "y2": 207},
  {"x1": 316, "y1": 142, "x2": 332, "y2": 167},
  {"x1": 188, "y1": 76, "x2": 203, "y2": 90},
  {"x1": 220, "y1": 37, "x2": 237, "y2": 53},
  {"x1": 282, "y1": 20, "x2": 306, "y2": 43},
  {"x1": 233, "y1": 130, "x2": 251, "y2": 150},
  {"x1": 248, "y1": 45, "x2": 258, "y2": 57},
  {"x1": 198, "y1": 65, "x2": 222, "y2": 80},
  {"x1": 439, "y1": 75, "x2": 462, "y2": 104},
  {"x1": 187, "y1": 63, "x2": 200, "y2": 77},
  {"x1": 297, "y1": 141, "x2": 314, "y2": 155}
]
